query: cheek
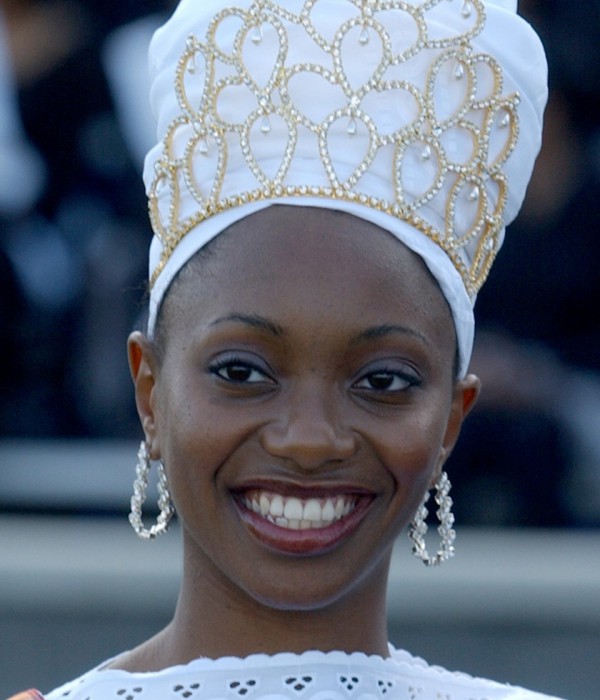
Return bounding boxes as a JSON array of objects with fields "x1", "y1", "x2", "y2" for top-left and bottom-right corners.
[
  {"x1": 159, "y1": 408, "x2": 241, "y2": 545},
  {"x1": 374, "y1": 401, "x2": 450, "y2": 497},
  {"x1": 154, "y1": 373, "x2": 216, "y2": 490},
  {"x1": 157, "y1": 378, "x2": 257, "y2": 499}
]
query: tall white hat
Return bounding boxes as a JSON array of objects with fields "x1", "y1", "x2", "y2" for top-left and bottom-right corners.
[{"x1": 143, "y1": 0, "x2": 547, "y2": 377}]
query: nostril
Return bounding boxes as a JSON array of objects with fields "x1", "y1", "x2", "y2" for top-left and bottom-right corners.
[{"x1": 260, "y1": 419, "x2": 356, "y2": 469}]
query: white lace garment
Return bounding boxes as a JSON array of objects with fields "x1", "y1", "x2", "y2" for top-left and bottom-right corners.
[{"x1": 46, "y1": 646, "x2": 565, "y2": 700}]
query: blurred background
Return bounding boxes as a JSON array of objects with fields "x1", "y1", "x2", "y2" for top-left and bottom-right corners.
[{"x1": 0, "y1": 0, "x2": 599, "y2": 698}]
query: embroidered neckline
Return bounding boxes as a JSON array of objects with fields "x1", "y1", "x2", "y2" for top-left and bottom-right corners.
[
  {"x1": 85, "y1": 645, "x2": 496, "y2": 689},
  {"x1": 97, "y1": 646, "x2": 417, "y2": 678},
  {"x1": 48, "y1": 646, "x2": 563, "y2": 700}
]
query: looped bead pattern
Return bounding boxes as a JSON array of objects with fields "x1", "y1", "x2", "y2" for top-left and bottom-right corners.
[
  {"x1": 148, "y1": 0, "x2": 520, "y2": 299},
  {"x1": 409, "y1": 471, "x2": 456, "y2": 566},
  {"x1": 129, "y1": 441, "x2": 174, "y2": 539}
]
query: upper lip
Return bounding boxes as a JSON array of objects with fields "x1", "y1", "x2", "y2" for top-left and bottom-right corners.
[{"x1": 230, "y1": 478, "x2": 376, "y2": 499}]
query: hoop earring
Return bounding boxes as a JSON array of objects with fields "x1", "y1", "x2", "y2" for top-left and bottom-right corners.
[
  {"x1": 409, "y1": 471, "x2": 456, "y2": 567},
  {"x1": 129, "y1": 441, "x2": 174, "y2": 539}
]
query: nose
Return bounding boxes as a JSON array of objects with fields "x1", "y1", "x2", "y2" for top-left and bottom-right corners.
[{"x1": 260, "y1": 381, "x2": 357, "y2": 470}]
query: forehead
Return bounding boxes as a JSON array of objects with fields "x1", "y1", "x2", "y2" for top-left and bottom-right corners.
[{"x1": 162, "y1": 206, "x2": 454, "y2": 348}]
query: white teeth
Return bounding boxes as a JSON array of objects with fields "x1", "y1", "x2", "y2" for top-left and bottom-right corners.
[
  {"x1": 303, "y1": 499, "x2": 321, "y2": 521},
  {"x1": 260, "y1": 493, "x2": 270, "y2": 516},
  {"x1": 283, "y1": 497, "x2": 303, "y2": 520},
  {"x1": 242, "y1": 490, "x2": 359, "y2": 531},
  {"x1": 270, "y1": 495, "x2": 284, "y2": 517},
  {"x1": 322, "y1": 499, "x2": 335, "y2": 521}
]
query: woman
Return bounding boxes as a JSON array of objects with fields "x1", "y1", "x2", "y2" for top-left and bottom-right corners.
[{"x1": 14, "y1": 0, "x2": 564, "y2": 698}]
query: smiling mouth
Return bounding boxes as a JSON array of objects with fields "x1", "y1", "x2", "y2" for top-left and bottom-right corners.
[
  {"x1": 240, "y1": 490, "x2": 357, "y2": 531},
  {"x1": 233, "y1": 487, "x2": 373, "y2": 555}
]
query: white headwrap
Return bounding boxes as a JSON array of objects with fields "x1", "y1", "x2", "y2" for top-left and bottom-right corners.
[{"x1": 143, "y1": 0, "x2": 547, "y2": 377}]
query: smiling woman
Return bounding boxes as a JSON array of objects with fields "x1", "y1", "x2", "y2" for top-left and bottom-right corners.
[
  {"x1": 126, "y1": 207, "x2": 475, "y2": 636},
  {"x1": 14, "y1": 0, "x2": 566, "y2": 699}
]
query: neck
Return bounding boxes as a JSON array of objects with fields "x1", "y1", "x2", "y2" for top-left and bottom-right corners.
[{"x1": 139, "y1": 538, "x2": 392, "y2": 670}]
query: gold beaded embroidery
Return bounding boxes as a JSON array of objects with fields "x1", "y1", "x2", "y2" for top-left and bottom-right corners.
[{"x1": 148, "y1": 0, "x2": 520, "y2": 296}]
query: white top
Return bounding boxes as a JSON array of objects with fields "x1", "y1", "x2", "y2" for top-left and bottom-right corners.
[{"x1": 46, "y1": 646, "x2": 565, "y2": 700}]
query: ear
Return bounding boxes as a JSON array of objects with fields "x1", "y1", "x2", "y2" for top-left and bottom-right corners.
[
  {"x1": 128, "y1": 331, "x2": 162, "y2": 461},
  {"x1": 433, "y1": 373, "x2": 480, "y2": 482}
]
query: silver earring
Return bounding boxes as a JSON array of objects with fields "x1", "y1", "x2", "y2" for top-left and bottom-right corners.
[
  {"x1": 129, "y1": 441, "x2": 174, "y2": 539},
  {"x1": 409, "y1": 471, "x2": 456, "y2": 566}
]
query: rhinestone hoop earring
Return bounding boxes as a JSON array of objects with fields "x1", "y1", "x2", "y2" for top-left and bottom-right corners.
[
  {"x1": 409, "y1": 471, "x2": 456, "y2": 567},
  {"x1": 129, "y1": 441, "x2": 174, "y2": 539}
]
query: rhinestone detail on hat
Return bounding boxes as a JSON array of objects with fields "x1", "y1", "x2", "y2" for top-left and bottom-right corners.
[{"x1": 149, "y1": 0, "x2": 520, "y2": 295}]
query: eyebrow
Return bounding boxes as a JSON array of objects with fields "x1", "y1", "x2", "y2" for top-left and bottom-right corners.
[
  {"x1": 353, "y1": 324, "x2": 432, "y2": 348},
  {"x1": 209, "y1": 313, "x2": 284, "y2": 336},
  {"x1": 209, "y1": 316, "x2": 430, "y2": 347}
]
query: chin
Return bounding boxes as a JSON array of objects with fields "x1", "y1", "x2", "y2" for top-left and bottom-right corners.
[{"x1": 237, "y1": 551, "x2": 390, "y2": 616}]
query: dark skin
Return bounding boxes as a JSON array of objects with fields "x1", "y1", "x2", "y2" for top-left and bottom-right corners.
[{"x1": 114, "y1": 206, "x2": 479, "y2": 672}]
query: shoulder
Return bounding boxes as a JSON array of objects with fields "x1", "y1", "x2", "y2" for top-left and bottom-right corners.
[
  {"x1": 44, "y1": 662, "x2": 113, "y2": 700},
  {"x1": 389, "y1": 647, "x2": 567, "y2": 700}
]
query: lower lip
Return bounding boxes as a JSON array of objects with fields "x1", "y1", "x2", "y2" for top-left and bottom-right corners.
[{"x1": 233, "y1": 496, "x2": 374, "y2": 555}]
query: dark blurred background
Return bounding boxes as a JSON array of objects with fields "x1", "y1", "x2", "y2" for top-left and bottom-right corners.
[{"x1": 0, "y1": 0, "x2": 599, "y2": 527}]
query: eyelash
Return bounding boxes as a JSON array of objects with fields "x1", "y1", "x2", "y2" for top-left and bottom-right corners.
[
  {"x1": 210, "y1": 357, "x2": 420, "y2": 394},
  {"x1": 353, "y1": 368, "x2": 421, "y2": 393},
  {"x1": 209, "y1": 356, "x2": 273, "y2": 385}
]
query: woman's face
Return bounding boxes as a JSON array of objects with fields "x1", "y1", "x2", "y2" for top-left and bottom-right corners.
[{"x1": 130, "y1": 206, "x2": 478, "y2": 612}]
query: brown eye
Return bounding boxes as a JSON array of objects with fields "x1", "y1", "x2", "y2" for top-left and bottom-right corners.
[
  {"x1": 354, "y1": 368, "x2": 419, "y2": 393},
  {"x1": 210, "y1": 357, "x2": 273, "y2": 385},
  {"x1": 220, "y1": 365, "x2": 257, "y2": 382},
  {"x1": 367, "y1": 372, "x2": 408, "y2": 391}
]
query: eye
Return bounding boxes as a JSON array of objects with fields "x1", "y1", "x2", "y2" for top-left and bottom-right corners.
[
  {"x1": 354, "y1": 368, "x2": 419, "y2": 393},
  {"x1": 209, "y1": 357, "x2": 273, "y2": 385}
]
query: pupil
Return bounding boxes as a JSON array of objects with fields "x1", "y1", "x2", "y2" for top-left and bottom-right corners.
[
  {"x1": 227, "y1": 365, "x2": 251, "y2": 381},
  {"x1": 370, "y1": 372, "x2": 392, "y2": 389}
]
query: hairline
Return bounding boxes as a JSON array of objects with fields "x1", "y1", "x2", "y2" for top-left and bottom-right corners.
[{"x1": 148, "y1": 211, "x2": 461, "y2": 379}]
